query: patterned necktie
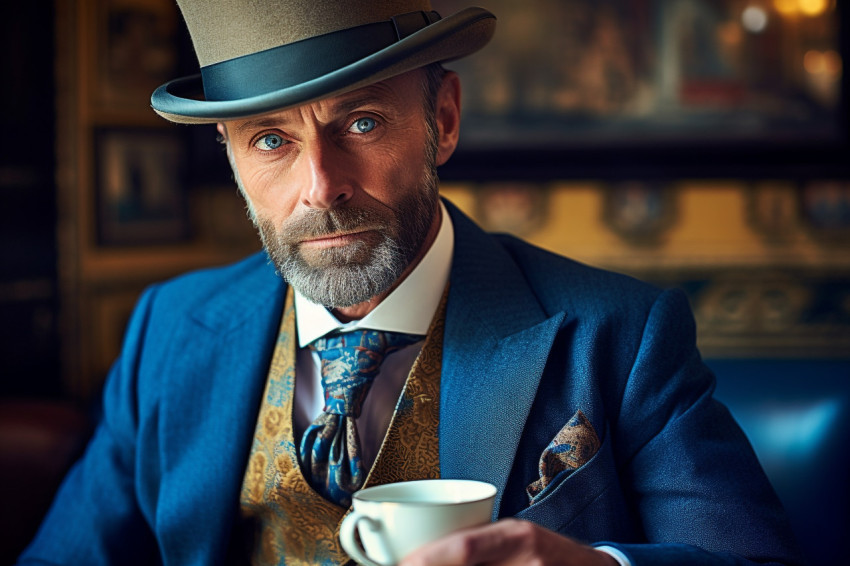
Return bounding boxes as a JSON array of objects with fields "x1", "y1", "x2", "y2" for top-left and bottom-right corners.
[{"x1": 299, "y1": 329, "x2": 422, "y2": 507}]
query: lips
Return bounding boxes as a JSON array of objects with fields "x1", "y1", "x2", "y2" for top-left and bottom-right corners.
[{"x1": 299, "y1": 229, "x2": 383, "y2": 250}]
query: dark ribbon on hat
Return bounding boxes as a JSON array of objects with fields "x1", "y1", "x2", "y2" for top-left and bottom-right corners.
[{"x1": 202, "y1": 10, "x2": 441, "y2": 101}]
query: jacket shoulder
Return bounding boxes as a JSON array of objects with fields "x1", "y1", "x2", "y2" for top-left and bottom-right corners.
[
  {"x1": 143, "y1": 251, "x2": 283, "y2": 330},
  {"x1": 492, "y1": 234, "x2": 663, "y2": 315}
]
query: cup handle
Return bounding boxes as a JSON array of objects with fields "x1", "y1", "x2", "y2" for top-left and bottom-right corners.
[{"x1": 339, "y1": 511, "x2": 394, "y2": 566}]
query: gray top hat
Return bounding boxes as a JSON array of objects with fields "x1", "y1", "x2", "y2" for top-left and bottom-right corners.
[{"x1": 151, "y1": 0, "x2": 496, "y2": 124}]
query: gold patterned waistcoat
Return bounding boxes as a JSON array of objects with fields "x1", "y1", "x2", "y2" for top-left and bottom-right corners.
[{"x1": 233, "y1": 287, "x2": 446, "y2": 565}]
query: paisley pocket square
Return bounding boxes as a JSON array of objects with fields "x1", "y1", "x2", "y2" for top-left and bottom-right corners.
[{"x1": 526, "y1": 410, "x2": 601, "y2": 505}]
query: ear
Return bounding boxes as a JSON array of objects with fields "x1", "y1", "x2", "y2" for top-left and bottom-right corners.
[
  {"x1": 216, "y1": 122, "x2": 227, "y2": 139},
  {"x1": 434, "y1": 71, "x2": 461, "y2": 167}
]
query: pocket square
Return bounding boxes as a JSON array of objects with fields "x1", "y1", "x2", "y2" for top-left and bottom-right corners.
[{"x1": 526, "y1": 410, "x2": 601, "y2": 505}]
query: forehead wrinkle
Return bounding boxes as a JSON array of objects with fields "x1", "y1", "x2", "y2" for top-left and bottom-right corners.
[{"x1": 330, "y1": 80, "x2": 407, "y2": 117}]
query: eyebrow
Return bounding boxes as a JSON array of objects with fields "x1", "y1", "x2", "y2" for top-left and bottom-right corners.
[
  {"x1": 334, "y1": 90, "x2": 398, "y2": 115},
  {"x1": 233, "y1": 116, "x2": 287, "y2": 137},
  {"x1": 232, "y1": 85, "x2": 404, "y2": 137}
]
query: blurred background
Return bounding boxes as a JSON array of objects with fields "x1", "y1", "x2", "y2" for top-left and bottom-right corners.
[{"x1": 0, "y1": 0, "x2": 848, "y2": 564}]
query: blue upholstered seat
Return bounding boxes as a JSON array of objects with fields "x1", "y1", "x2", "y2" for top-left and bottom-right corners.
[{"x1": 708, "y1": 359, "x2": 850, "y2": 566}]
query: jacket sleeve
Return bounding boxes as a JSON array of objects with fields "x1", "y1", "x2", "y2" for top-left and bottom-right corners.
[
  {"x1": 600, "y1": 289, "x2": 805, "y2": 566},
  {"x1": 16, "y1": 286, "x2": 163, "y2": 566}
]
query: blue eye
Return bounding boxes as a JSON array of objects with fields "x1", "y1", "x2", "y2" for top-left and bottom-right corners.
[
  {"x1": 254, "y1": 133, "x2": 285, "y2": 150},
  {"x1": 350, "y1": 117, "x2": 376, "y2": 134}
]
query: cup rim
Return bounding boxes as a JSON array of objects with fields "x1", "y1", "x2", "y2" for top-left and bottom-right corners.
[{"x1": 352, "y1": 479, "x2": 497, "y2": 506}]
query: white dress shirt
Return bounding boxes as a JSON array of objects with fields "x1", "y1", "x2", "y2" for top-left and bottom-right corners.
[{"x1": 293, "y1": 200, "x2": 453, "y2": 469}]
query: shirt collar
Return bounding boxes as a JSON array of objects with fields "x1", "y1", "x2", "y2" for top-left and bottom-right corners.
[{"x1": 295, "y1": 200, "x2": 454, "y2": 347}]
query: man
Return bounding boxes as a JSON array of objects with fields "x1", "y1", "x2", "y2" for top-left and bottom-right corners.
[{"x1": 20, "y1": 1, "x2": 803, "y2": 565}]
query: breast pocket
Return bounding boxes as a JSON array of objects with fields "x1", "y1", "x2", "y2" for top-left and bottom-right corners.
[{"x1": 514, "y1": 428, "x2": 618, "y2": 535}]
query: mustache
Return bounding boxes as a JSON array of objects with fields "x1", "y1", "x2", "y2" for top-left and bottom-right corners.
[{"x1": 276, "y1": 206, "x2": 392, "y2": 244}]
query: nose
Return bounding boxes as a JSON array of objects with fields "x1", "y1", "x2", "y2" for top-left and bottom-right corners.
[{"x1": 297, "y1": 139, "x2": 354, "y2": 209}]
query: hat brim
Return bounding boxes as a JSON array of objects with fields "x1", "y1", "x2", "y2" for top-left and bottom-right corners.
[{"x1": 151, "y1": 7, "x2": 495, "y2": 124}]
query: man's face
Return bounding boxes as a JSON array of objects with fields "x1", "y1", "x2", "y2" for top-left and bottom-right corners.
[{"x1": 221, "y1": 70, "x2": 458, "y2": 308}]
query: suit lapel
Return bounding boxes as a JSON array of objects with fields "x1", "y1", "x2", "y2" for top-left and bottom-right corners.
[
  {"x1": 156, "y1": 255, "x2": 286, "y2": 564},
  {"x1": 440, "y1": 203, "x2": 566, "y2": 516}
]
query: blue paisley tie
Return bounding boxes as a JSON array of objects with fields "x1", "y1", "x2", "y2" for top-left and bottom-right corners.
[{"x1": 299, "y1": 329, "x2": 422, "y2": 507}]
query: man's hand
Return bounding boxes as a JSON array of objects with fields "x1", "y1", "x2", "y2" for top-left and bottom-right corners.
[{"x1": 398, "y1": 518, "x2": 618, "y2": 566}]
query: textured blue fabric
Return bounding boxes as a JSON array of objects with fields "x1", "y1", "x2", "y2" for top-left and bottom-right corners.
[
  {"x1": 17, "y1": 201, "x2": 804, "y2": 566},
  {"x1": 299, "y1": 330, "x2": 421, "y2": 507}
]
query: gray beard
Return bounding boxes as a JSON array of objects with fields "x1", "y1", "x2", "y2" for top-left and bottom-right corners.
[
  {"x1": 267, "y1": 183, "x2": 436, "y2": 308},
  {"x1": 231, "y1": 153, "x2": 439, "y2": 308}
]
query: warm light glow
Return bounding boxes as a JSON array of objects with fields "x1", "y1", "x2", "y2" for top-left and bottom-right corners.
[
  {"x1": 798, "y1": 0, "x2": 828, "y2": 16},
  {"x1": 742, "y1": 6, "x2": 769, "y2": 32},
  {"x1": 773, "y1": 0, "x2": 798, "y2": 15},
  {"x1": 805, "y1": 50, "x2": 843, "y2": 77},
  {"x1": 718, "y1": 21, "x2": 743, "y2": 45},
  {"x1": 805, "y1": 50, "x2": 826, "y2": 74},
  {"x1": 823, "y1": 50, "x2": 843, "y2": 77}
]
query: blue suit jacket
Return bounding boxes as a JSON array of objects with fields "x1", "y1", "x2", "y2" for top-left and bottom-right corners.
[{"x1": 20, "y1": 202, "x2": 803, "y2": 565}]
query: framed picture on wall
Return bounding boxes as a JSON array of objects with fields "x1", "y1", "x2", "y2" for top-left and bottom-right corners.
[
  {"x1": 94, "y1": 128, "x2": 190, "y2": 246},
  {"x1": 94, "y1": 0, "x2": 180, "y2": 109},
  {"x1": 431, "y1": 0, "x2": 847, "y2": 179}
]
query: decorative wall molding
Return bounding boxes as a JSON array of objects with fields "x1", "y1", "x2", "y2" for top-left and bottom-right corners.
[{"x1": 442, "y1": 183, "x2": 850, "y2": 359}]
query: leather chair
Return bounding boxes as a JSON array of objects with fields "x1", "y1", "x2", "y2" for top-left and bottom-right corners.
[
  {"x1": 708, "y1": 359, "x2": 850, "y2": 566},
  {"x1": 0, "y1": 399, "x2": 92, "y2": 565}
]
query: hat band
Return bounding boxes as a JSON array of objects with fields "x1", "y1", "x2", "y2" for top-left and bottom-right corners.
[{"x1": 201, "y1": 10, "x2": 441, "y2": 102}]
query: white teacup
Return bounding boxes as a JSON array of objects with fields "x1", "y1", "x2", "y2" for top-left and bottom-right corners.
[{"x1": 339, "y1": 479, "x2": 497, "y2": 566}]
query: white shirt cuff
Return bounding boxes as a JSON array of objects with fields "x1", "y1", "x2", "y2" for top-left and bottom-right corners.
[{"x1": 595, "y1": 545, "x2": 633, "y2": 566}]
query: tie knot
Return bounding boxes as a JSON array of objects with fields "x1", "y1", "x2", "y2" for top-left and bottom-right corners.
[{"x1": 309, "y1": 329, "x2": 421, "y2": 417}]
